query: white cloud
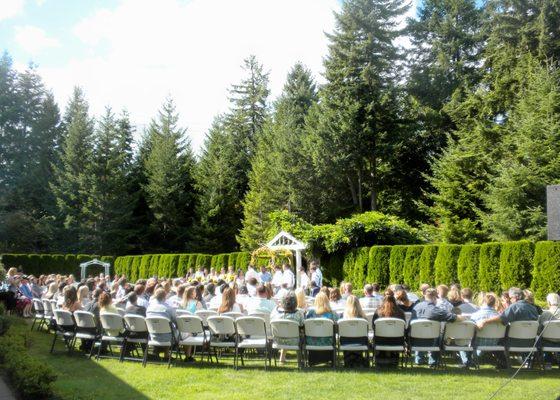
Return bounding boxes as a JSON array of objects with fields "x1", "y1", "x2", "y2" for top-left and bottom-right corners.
[
  {"x1": 0, "y1": 0, "x2": 24, "y2": 21},
  {"x1": 38, "y1": 0, "x2": 339, "y2": 152},
  {"x1": 14, "y1": 25, "x2": 60, "y2": 54}
]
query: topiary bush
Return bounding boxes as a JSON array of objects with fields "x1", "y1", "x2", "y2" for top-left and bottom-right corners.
[
  {"x1": 457, "y1": 244, "x2": 480, "y2": 289},
  {"x1": 139, "y1": 255, "x2": 152, "y2": 279},
  {"x1": 352, "y1": 247, "x2": 369, "y2": 289},
  {"x1": 195, "y1": 254, "x2": 212, "y2": 269},
  {"x1": 531, "y1": 241, "x2": 560, "y2": 299},
  {"x1": 228, "y1": 253, "x2": 238, "y2": 268},
  {"x1": 499, "y1": 240, "x2": 534, "y2": 290},
  {"x1": 321, "y1": 252, "x2": 345, "y2": 285},
  {"x1": 342, "y1": 249, "x2": 356, "y2": 284},
  {"x1": 389, "y1": 245, "x2": 408, "y2": 284},
  {"x1": 418, "y1": 245, "x2": 438, "y2": 286},
  {"x1": 168, "y1": 255, "x2": 179, "y2": 278},
  {"x1": 235, "y1": 252, "x2": 251, "y2": 270},
  {"x1": 149, "y1": 254, "x2": 160, "y2": 277},
  {"x1": 367, "y1": 246, "x2": 391, "y2": 287},
  {"x1": 434, "y1": 244, "x2": 461, "y2": 285},
  {"x1": 177, "y1": 254, "x2": 189, "y2": 277},
  {"x1": 129, "y1": 256, "x2": 141, "y2": 282},
  {"x1": 478, "y1": 243, "x2": 501, "y2": 292},
  {"x1": 403, "y1": 245, "x2": 424, "y2": 289}
]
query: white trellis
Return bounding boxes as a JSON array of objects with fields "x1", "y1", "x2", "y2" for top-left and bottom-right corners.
[
  {"x1": 79, "y1": 259, "x2": 111, "y2": 281},
  {"x1": 266, "y1": 231, "x2": 307, "y2": 288}
]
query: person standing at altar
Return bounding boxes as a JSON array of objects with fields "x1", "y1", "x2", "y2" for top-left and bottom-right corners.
[
  {"x1": 310, "y1": 261, "x2": 323, "y2": 288},
  {"x1": 299, "y1": 266, "x2": 310, "y2": 291},
  {"x1": 281, "y1": 264, "x2": 295, "y2": 290},
  {"x1": 271, "y1": 265, "x2": 283, "y2": 293}
]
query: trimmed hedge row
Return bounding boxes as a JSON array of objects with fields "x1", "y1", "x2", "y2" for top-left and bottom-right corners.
[
  {"x1": 333, "y1": 240, "x2": 560, "y2": 298},
  {"x1": 0, "y1": 253, "x2": 114, "y2": 277},
  {"x1": 113, "y1": 252, "x2": 254, "y2": 279}
]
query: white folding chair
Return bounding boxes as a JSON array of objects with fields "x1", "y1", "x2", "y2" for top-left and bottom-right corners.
[
  {"x1": 338, "y1": 318, "x2": 370, "y2": 367},
  {"x1": 195, "y1": 310, "x2": 218, "y2": 327},
  {"x1": 409, "y1": 319, "x2": 442, "y2": 367},
  {"x1": 42, "y1": 299, "x2": 53, "y2": 323},
  {"x1": 176, "y1": 315, "x2": 209, "y2": 361},
  {"x1": 50, "y1": 310, "x2": 76, "y2": 354},
  {"x1": 303, "y1": 318, "x2": 336, "y2": 368},
  {"x1": 73, "y1": 311, "x2": 99, "y2": 358},
  {"x1": 144, "y1": 316, "x2": 177, "y2": 368},
  {"x1": 50, "y1": 299, "x2": 58, "y2": 311},
  {"x1": 373, "y1": 318, "x2": 406, "y2": 367},
  {"x1": 404, "y1": 312, "x2": 412, "y2": 328},
  {"x1": 176, "y1": 309, "x2": 193, "y2": 316},
  {"x1": 31, "y1": 299, "x2": 45, "y2": 331},
  {"x1": 270, "y1": 319, "x2": 302, "y2": 368},
  {"x1": 442, "y1": 320, "x2": 476, "y2": 366},
  {"x1": 222, "y1": 311, "x2": 243, "y2": 320},
  {"x1": 97, "y1": 313, "x2": 126, "y2": 361},
  {"x1": 475, "y1": 322, "x2": 507, "y2": 368},
  {"x1": 508, "y1": 320, "x2": 539, "y2": 368},
  {"x1": 541, "y1": 320, "x2": 560, "y2": 368},
  {"x1": 365, "y1": 313, "x2": 375, "y2": 341},
  {"x1": 117, "y1": 308, "x2": 126, "y2": 317},
  {"x1": 236, "y1": 316, "x2": 270, "y2": 369},
  {"x1": 207, "y1": 316, "x2": 238, "y2": 366},
  {"x1": 123, "y1": 314, "x2": 149, "y2": 362},
  {"x1": 249, "y1": 312, "x2": 272, "y2": 337}
]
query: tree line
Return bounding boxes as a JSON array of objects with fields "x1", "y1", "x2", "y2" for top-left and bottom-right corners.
[{"x1": 1, "y1": 0, "x2": 560, "y2": 256}]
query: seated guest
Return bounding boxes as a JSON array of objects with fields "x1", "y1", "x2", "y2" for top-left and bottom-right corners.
[
  {"x1": 270, "y1": 291, "x2": 304, "y2": 363},
  {"x1": 98, "y1": 292, "x2": 122, "y2": 336},
  {"x1": 62, "y1": 286, "x2": 82, "y2": 313},
  {"x1": 436, "y1": 284, "x2": 453, "y2": 312},
  {"x1": 167, "y1": 284, "x2": 186, "y2": 309},
  {"x1": 77, "y1": 285, "x2": 90, "y2": 308},
  {"x1": 295, "y1": 288, "x2": 307, "y2": 312},
  {"x1": 402, "y1": 284, "x2": 418, "y2": 303},
  {"x1": 29, "y1": 276, "x2": 43, "y2": 298},
  {"x1": 540, "y1": 293, "x2": 560, "y2": 369},
  {"x1": 395, "y1": 287, "x2": 416, "y2": 312},
  {"x1": 373, "y1": 290, "x2": 405, "y2": 366},
  {"x1": 218, "y1": 287, "x2": 244, "y2": 314},
  {"x1": 412, "y1": 288, "x2": 464, "y2": 366},
  {"x1": 499, "y1": 291, "x2": 511, "y2": 312},
  {"x1": 341, "y1": 282, "x2": 353, "y2": 300},
  {"x1": 208, "y1": 283, "x2": 226, "y2": 310},
  {"x1": 246, "y1": 285, "x2": 276, "y2": 314},
  {"x1": 203, "y1": 283, "x2": 215, "y2": 304},
  {"x1": 125, "y1": 292, "x2": 146, "y2": 316},
  {"x1": 43, "y1": 282, "x2": 58, "y2": 300},
  {"x1": 359, "y1": 284, "x2": 382, "y2": 310},
  {"x1": 306, "y1": 292, "x2": 338, "y2": 322},
  {"x1": 309, "y1": 281, "x2": 320, "y2": 297},
  {"x1": 146, "y1": 288, "x2": 177, "y2": 326},
  {"x1": 457, "y1": 288, "x2": 479, "y2": 314},
  {"x1": 235, "y1": 285, "x2": 251, "y2": 310},
  {"x1": 448, "y1": 286, "x2": 463, "y2": 308},
  {"x1": 180, "y1": 287, "x2": 204, "y2": 314},
  {"x1": 306, "y1": 292, "x2": 338, "y2": 366},
  {"x1": 246, "y1": 278, "x2": 258, "y2": 297},
  {"x1": 343, "y1": 295, "x2": 366, "y2": 319},
  {"x1": 329, "y1": 287, "x2": 345, "y2": 311},
  {"x1": 86, "y1": 289, "x2": 103, "y2": 319},
  {"x1": 274, "y1": 283, "x2": 290, "y2": 301},
  {"x1": 468, "y1": 292, "x2": 501, "y2": 367},
  {"x1": 524, "y1": 289, "x2": 543, "y2": 314}
]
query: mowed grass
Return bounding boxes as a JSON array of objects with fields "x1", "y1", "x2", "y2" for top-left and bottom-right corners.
[{"x1": 10, "y1": 319, "x2": 560, "y2": 400}]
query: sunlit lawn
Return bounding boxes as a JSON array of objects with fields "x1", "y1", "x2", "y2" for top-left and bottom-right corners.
[{"x1": 10, "y1": 319, "x2": 560, "y2": 400}]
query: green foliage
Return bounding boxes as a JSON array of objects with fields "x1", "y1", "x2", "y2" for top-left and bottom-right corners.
[
  {"x1": 235, "y1": 252, "x2": 251, "y2": 270},
  {"x1": 434, "y1": 244, "x2": 461, "y2": 285},
  {"x1": 168, "y1": 255, "x2": 179, "y2": 278},
  {"x1": 0, "y1": 258, "x2": 5, "y2": 282},
  {"x1": 187, "y1": 254, "x2": 198, "y2": 270},
  {"x1": 457, "y1": 244, "x2": 480, "y2": 289},
  {"x1": 139, "y1": 255, "x2": 152, "y2": 279},
  {"x1": 352, "y1": 247, "x2": 370, "y2": 289},
  {"x1": 478, "y1": 243, "x2": 501, "y2": 292},
  {"x1": 499, "y1": 240, "x2": 534, "y2": 290},
  {"x1": 367, "y1": 246, "x2": 391, "y2": 287},
  {"x1": 227, "y1": 253, "x2": 238, "y2": 268},
  {"x1": 418, "y1": 245, "x2": 438, "y2": 286},
  {"x1": 129, "y1": 256, "x2": 141, "y2": 282},
  {"x1": 148, "y1": 254, "x2": 160, "y2": 277},
  {"x1": 0, "y1": 330, "x2": 56, "y2": 399},
  {"x1": 211, "y1": 253, "x2": 228, "y2": 270},
  {"x1": 0, "y1": 253, "x2": 101, "y2": 277},
  {"x1": 531, "y1": 241, "x2": 560, "y2": 299},
  {"x1": 195, "y1": 254, "x2": 212, "y2": 269},
  {"x1": 389, "y1": 245, "x2": 408, "y2": 284},
  {"x1": 342, "y1": 249, "x2": 356, "y2": 283},
  {"x1": 177, "y1": 254, "x2": 189, "y2": 277},
  {"x1": 403, "y1": 245, "x2": 424, "y2": 289},
  {"x1": 321, "y1": 253, "x2": 345, "y2": 285}
]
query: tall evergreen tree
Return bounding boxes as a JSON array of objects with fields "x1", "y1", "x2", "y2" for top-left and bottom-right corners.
[
  {"x1": 51, "y1": 87, "x2": 95, "y2": 251},
  {"x1": 142, "y1": 98, "x2": 196, "y2": 251}
]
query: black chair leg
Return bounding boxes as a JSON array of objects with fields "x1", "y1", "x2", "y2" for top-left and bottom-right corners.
[{"x1": 50, "y1": 332, "x2": 57, "y2": 353}]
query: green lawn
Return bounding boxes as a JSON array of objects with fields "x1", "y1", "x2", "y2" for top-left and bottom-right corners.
[{"x1": 8, "y1": 318, "x2": 560, "y2": 400}]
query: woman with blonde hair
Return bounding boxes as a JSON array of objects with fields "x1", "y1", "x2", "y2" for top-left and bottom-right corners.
[
  {"x1": 305, "y1": 292, "x2": 338, "y2": 366},
  {"x1": 43, "y1": 282, "x2": 58, "y2": 300},
  {"x1": 306, "y1": 292, "x2": 338, "y2": 321},
  {"x1": 77, "y1": 285, "x2": 90, "y2": 308},
  {"x1": 181, "y1": 286, "x2": 204, "y2": 313},
  {"x1": 343, "y1": 295, "x2": 366, "y2": 319},
  {"x1": 218, "y1": 287, "x2": 243, "y2": 314},
  {"x1": 295, "y1": 287, "x2": 307, "y2": 310}
]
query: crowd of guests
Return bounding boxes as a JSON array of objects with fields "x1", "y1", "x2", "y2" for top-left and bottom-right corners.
[{"x1": 1, "y1": 261, "x2": 559, "y2": 369}]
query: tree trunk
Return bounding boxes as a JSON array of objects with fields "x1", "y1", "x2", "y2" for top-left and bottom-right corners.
[
  {"x1": 370, "y1": 155, "x2": 377, "y2": 211},
  {"x1": 347, "y1": 175, "x2": 358, "y2": 207},
  {"x1": 358, "y1": 168, "x2": 363, "y2": 213}
]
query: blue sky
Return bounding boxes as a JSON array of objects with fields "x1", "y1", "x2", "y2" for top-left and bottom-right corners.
[{"x1": 1, "y1": 0, "x2": 417, "y2": 151}]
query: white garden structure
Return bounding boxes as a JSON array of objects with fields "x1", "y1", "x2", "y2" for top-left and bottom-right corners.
[
  {"x1": 79, "y1": 258, "x2": 111, "y2": 281},
  {"x1": 266, "y1": 231, "x2": 307, "y2": 288}
]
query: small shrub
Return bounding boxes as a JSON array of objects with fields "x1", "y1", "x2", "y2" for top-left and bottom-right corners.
[
  {"x1": 149, "y1": 254, "x2": 160, "y2": 277},
  {"x1": 168, "y1": 255, "x2": 179, "y2": 278},
  {"x1": 342, "y1": 249, "x2": 356, "y2": 283},
  {"x1": 177, "y1": 254, "x2": 189, "y2": 277},
  {"x1": 418, "y1": 245, "x2": 438, "y2": 286},
  {"x1": 499, "y1": 240, "x2": 534, "y2": 290},
  {"x1": 352, "y1": 247, "x2": 369, "y2": 289},
  {"x1": 367, "y1": 246, "x2": 391, "y2": 287},
  {"x1": 228, "y1": 253, "x2": 238, "y2": 268},
  {"x1": 138, "y1": 255, "x2": 152, "y2": 279},
  {"x1": 434, "y1": 244, "x2": 461, "y2": 285},
  {"x1": 457, "y1": 244, "x2": 480, "y2": 289},
  {"x1": 531, "y1": 241, "x2": 560, "y2": 299},
  {"x1": 235, "y1": 252, "x2": 251, "y2": 270}
]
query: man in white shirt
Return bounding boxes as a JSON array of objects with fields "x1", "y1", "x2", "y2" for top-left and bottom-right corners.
[
  {"x1": 236, "y1": 285, "x2": 252, "y2": 310},
  {"x1": 246, "y1": 278, "x2": 258, "y2": 297},
  {"x1": 271, "y1": 266, "x2": 283, "y2": 292},
  {"x1": 166, "y1": 284, "x2": 186, "y2": 309},
  {"x1": 359, "y1": 284, "x2": 383, "y2": 310},
  {"x1": 281, "y1": 264, "x2": 295, "y2": 289},
  {"x1": 274, "y1": 284, "x2": 290, "y2": 301},
  {"x1": 299, "y1": 267, "x2": 310, "y2": 290}
]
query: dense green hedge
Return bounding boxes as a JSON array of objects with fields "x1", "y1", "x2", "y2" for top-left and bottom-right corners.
[
  {"x1": 418, "y1": 245, "x2": 438, "y2": 286},
  {"x1": 457, "y1": 244, "x2": 480, "y2": 289},
  {"x1": 389, "y1": 245, "x2": 408, "y2": 284},
  {"x1": 531, "y1": 241, "x2": 560, "y2": 299},
  {"x1": 499, "y1": 240, "x2": 534, "y2": 290},
  {"x1": 434, "y1": 244, "x2": 461, "y2": 285},
  {"x1": 367, "y1": 246, "x2": 391, "y2": 287},
  {"x1": 478, "y1": 243, "x2": 501, "y2": 292},
  {"x1": 403, "y1": 245, "x2": 424, "y2": 289},
  {"x1": 0, "y1": 253, "x2": 106, "y2": 277}
]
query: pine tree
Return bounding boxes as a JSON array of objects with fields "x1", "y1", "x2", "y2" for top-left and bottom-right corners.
[
  {"x1": 142, "y1": 98, "x2": 196, "y2": 251},
  {"x1": 51, "y1": 87, "x2": 95, "y2": 251}
]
